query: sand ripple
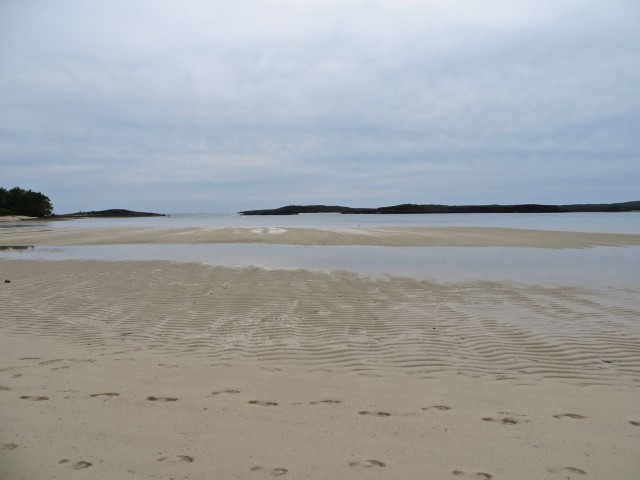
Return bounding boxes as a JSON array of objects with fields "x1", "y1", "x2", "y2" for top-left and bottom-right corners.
[{"x1": 1, "y1": 260, "x2": 639, "y2": 386}]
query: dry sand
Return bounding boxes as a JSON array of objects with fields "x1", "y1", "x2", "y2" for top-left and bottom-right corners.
[
  {"x1": 1, "y1": 259, "x2": 639, "y2": 479},
  {"x1": 2, "y1": 225, "x2": 640, "y2": 248}
]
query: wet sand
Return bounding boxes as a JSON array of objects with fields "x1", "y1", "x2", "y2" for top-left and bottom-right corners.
[
  {"x1": 2, "y1": 225, "x2": 640, "y2": 248},
  {"x1": 1, "y1": 259, "x2": 639, "y2": 479}
]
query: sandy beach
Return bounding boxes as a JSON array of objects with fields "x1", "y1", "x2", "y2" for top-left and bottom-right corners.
[
  {"x1": 4, "y1": 0, "x2": 639, "y2": 476},
  {"x1": 1, "y1": 243, "x2": 639, "y2": 479}
]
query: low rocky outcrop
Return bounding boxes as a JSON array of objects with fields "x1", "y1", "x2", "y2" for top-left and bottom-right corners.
[
  {"x1": 53, "y1": 209, "x2": 166, "y2": 218},
  {"x1": 240, "y1": 201, "x2": 640, "y2": 215}
]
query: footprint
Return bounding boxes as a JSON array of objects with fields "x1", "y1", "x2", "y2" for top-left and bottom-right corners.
[
  {"x1": 90, "y1": 392, "x2": 120, "y2": 398},
  {"x1": 250, "y1": 466, "x2": 288, "y2": 476},
  {"x1": 39, "y1": 359, "x2": 64, "y2": 366},
  {"x1": 2, "y1": 443, "x2": 18, "y2": 451},
  {"x1": 310, "y1": 400, "x2": 341, "y2": 405},
  {"x1": 20, "y1": 395, "x2": 49, "y2": 401},
  {"x1": 452, "y1": 470, "x2": 492, "y2": 479},
  {"x1": 146, "y1": 396, "x2": 178, "y2": 402},
  {"x1": 0, "y1": 386, "x2": 11, "y2": 391},
  {"x1": 260, "y1": 367, "x2": 282, "y2": 372},
  {"x1": 70, "y1": 358, "x2": 96, "y2": 364},
  {"x1": 553, "y1": 413, "x2": 586, "y2": 420},
  {"x1": 210, "y1": 389, "x2": 241, "y2": 395},
  {"x1": 248, "y1": 400, "x2": 278, "y2": 406},
  {"x1": 482, "y1": 417, "x2": 520, "y2": 425},
  {"x1": 548, "y1": 466, "x2": 587, "y2": 475},
  {"x1": 349, "y1": 460, "x2": 386, "y2": 468},
  {"x1": 359, "y1": 411, "x2": 391, "y2": 417},
  {"x1": 422, "y1": 405, "x2": 451, "y2": 411},
  {"x1": 158, "y1": 455, "x2": 194, "y2": 463},
  {"x1": 20, "y1": 357, "x2": 42, "y2": 360},
  {"x1": 59, "y1": 459, "x2": 92, "y2": 469},
  {"x1": 630, "y1": 421, "x2": 640, "y2": 426}
]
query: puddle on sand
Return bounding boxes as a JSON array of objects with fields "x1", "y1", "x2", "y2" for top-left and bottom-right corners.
[{"x1": 1, "y1": 244, "x2": 639, "y2": 288}]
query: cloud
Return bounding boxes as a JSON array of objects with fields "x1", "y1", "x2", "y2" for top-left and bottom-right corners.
[{"x1": 0, "y1": 0, "x2": 639, "y2": 212}]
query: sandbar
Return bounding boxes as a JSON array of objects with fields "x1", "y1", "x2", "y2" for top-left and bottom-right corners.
[{"x1": 2, "y1": 225, "x2": 640, "y2": 248}]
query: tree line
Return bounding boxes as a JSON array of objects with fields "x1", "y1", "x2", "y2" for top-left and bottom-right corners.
[{"x1": 0, "y1": 186, "x2": 53, "y2": 217}]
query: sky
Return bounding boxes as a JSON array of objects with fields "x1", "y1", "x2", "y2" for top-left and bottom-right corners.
[{"x1": 1, "y1": 0, "x2": 639, "y2": 214}]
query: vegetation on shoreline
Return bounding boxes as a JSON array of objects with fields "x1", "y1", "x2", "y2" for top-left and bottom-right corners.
[
  {"x1": 1, "y1": 187, "x2": 165, "y2": 219},
  {"x1": 0, "y1": 187, "x2": 53, "y2": 217},
  {"x1": 240, "y1": 201, "x2": 640, "y2": 215}
]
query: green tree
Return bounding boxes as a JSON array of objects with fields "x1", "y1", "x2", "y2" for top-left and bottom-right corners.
[{"x1": 0, "y1": 186, "x2": 53, "y2": 217}]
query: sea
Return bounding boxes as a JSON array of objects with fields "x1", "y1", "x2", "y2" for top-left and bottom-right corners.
[
  {"x1": 12, "y1": 211, "x2": 640, "y2": 233},
  {"x1": 2, "y1": 212, "x2": 639, "y2": 287}
]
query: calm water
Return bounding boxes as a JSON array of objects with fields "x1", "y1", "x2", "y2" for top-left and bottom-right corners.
[
  {"x1": 6, "y1": 211, "x2": 640, "y2": 233},
  {"x1": 2, "y1": 244, "x2": 639, "y2": 288},
  {"x1": 2, "y1": 212, "x2": 639, "y2": 287}
]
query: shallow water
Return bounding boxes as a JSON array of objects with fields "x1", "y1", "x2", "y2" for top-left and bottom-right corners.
[
  {"x1": 3, "y1": 212, "x2": 639, "y2": 287},
  {"x1": 6, "y1": 211, "x2": 640, "y2": 233},
  {"x1": 2, "y1": 243, "x2": 638, "y2": 288}
]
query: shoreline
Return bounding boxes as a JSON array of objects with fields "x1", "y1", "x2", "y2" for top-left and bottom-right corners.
[{"x1": 0, "y1": 216, "x2": 35, "y2": 222}]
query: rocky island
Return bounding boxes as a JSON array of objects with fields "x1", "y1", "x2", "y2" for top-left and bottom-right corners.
[
  {"x1": 52, "y1": 209, "x2": 166, "y2": 218},
  {"x1": 240, "y1": 201, "x2": 640, "y2": 215}
]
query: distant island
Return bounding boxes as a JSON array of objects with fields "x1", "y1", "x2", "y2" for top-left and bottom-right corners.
[
  {"x1": 1, "y1": 186, "x2": 166, "y2": 219},
  {"x1": 240, "y1": 201, "x2": 640, "y2": 215},
  {"x1": 53, "y1": 209, "x2": 166, "y2": 219}
]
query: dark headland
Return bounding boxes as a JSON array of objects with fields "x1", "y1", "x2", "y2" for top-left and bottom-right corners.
[
  {"x1": 52, "y1": 209, "x2": 166, "y2": 219},
  {"x1": 240, "y1": 201, "x2": 640, "y2": 215}
]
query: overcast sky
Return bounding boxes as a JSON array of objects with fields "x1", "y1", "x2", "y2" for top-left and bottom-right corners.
[{"x1": 1, "y1": 1, "x2": 639, "y2": 213}]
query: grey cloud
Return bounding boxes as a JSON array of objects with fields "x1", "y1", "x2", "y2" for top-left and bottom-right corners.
[{"x1": 1, "y1": 0, "x2": 639, "y2": 213}]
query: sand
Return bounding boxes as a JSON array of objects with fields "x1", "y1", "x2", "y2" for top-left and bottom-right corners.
[
  {"x1": 1, "y1": 258, "x2": 639, "y2": 479},
  {"x1": 2, "y1": 225, "x2": 640, "y2": 248},
  {"x1": 0, "y1": 216, "x2": 34, "y2": 223}
]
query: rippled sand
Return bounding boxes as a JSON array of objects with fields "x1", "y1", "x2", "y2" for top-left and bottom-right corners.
[{"x1": 1, "y1": 259, "x2": 639, "y2": 479}]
